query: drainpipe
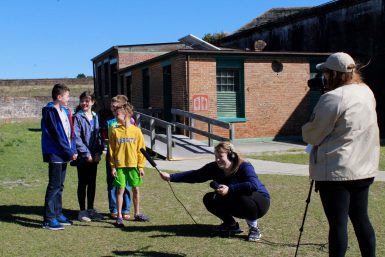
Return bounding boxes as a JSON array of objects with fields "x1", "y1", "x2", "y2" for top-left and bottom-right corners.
[{"x1": 185, "y1": 54, "x2": 190, "y2": 112}]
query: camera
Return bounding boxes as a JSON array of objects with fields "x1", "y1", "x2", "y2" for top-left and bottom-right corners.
[{"x1": 307, "y1": 74, "x2": 326, "y2": 93}]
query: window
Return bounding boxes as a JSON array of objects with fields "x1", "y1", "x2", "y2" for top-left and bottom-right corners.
[
  {"x1": 110, "y1": 62, "x2": 118, "y2": 97},
  {"x1": 216, "y1": 59, "x2": 245, "y2": 120},
  {"x1": 126, "y1": 75, "x2": 132, "y2": 102},
  {"x1": 97, "y1": 64, "x2": 102, "y2": 97},
  {"x1": 142, "y1": 68, "x2": 150, "y2": 108},
  {"x1": 163, "y1": 65, "x2": 172, "y2": 121},
  {"x1": 103, "y1": 61, "x2": 110, "y2": 96}
]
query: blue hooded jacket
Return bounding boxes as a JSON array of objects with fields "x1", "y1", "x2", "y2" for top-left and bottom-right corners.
[{"x1": 41, "y1": 102, "x2": 77, "y2": 163}]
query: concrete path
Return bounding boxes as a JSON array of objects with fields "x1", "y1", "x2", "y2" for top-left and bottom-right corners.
[{"x1": 145, "y1": 140, "x2": 385, "y2": 181}]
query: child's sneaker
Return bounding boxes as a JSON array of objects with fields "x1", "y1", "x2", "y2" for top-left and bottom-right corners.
[
  {"x1": 87, "y1": 209, "x2": 104, "y2": 221},
  {"x1": 134, "y1": 213, "x2": 150, "y2": 222},
  {"x1": 42, "y1": 219, "x2": 64, "y2": 230},
  {"x1": 78, "y1": 210, "x2": 91, "y2": 222},
  {"x1": 248, "y1": 226, "x2": 262, "y2": 241},
  {"x1": 114, "y1": 217, "x2": 124, "y2": 228},
  {"x1": 57, "y1": 214, "x2": 73, "y2": 226}
]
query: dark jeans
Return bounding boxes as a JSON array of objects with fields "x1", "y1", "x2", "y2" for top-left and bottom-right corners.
[
  {"x1": 203, "y1": 191, "x2": 270, "y2": 224},
  {"x1": 44, "y1": 163, "x2": 67, "y2": 222},
  {"x1": 105, "y1": 157, "x2": 131, "y2": 214},
  {"x1": 77, "y1": 162, "x2": 98, "y2": 210},
  {"x1": 316, "y1": 178, "x2": 376, "y2": 257}
]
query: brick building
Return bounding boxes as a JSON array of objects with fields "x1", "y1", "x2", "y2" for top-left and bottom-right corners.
[
  {"x1": 219, "y1": 0, "x2": 385, "y2": 135},
  {"x1": 92, "y1": 44, "x2": 328, "y2": 139}
]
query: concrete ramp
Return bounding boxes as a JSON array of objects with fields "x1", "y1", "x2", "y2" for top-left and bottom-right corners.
[{"x1": 143, "y1": 134, "x2": 214, "y2": 160}]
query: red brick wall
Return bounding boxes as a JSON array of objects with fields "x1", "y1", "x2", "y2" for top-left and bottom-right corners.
[
  {"x1": 119, "y1": 53, "x2": 162, "y2": 69},
  {"x1": 123, "y1": 54, "x2": 312, "y2": 139},
  {"x1": 148, "y1": 63, "x2": 163, "y2": 108},
  {"x1": 185, "y1": 57, "x2": 311, "y2": 139},
  {"x1": 131, "y1": 69, "x2": 143, "y2": 108}
]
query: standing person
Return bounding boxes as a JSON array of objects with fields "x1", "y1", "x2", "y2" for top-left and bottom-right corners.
[
  {"x1": 109, "y1": 104, "x2": 149, "y2": 227},
  {"x1": 73, "y1": 91, "x2": 104, "y2": 222},
  {"x1": 41, "y1": 83, "x2": 77, "y2": 230},
  {"x1": 302, "y1": 52, "x2": 379, "y2": 257},
  {"x1": 159, "y1": 142, "x2": 270, "y2": 241},
  {"x1": 104, "y1": 95, "x2": 133, "y2": 220}
]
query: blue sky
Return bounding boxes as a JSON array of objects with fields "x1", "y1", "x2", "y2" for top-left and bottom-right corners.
[{"x1": 0, "y1": 0, "x2": 328, "y2": 79}]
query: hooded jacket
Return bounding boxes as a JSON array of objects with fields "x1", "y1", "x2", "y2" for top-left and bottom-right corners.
[
  {"x1": 302, "y1": 83, "x2": 379, "y2": 181},
  {"x1": 41, "y1": 102, "x2": 77, "y2": 163},
  {"x1": 73, "y1": 110, "x2": 103, "y2": 162}
]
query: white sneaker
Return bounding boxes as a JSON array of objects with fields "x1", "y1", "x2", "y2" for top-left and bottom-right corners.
[
  {"x1": 87, "y1": 209, "x2": 104, "y2": 220},
  {"x1": 78, "y1": 210, "x2": 91, "y2": 222}
]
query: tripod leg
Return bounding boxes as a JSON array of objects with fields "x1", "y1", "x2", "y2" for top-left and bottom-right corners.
[{"x1": 294, "y1": 179, "x2": 314, "y2": 257}]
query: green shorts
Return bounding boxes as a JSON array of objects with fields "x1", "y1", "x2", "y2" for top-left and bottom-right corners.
[{"x1": 114, "y1": 167, "x2": 143, "y2": 188}]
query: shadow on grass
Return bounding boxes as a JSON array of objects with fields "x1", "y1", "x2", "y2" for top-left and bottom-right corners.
[
  {"x1": 28, "y1": 128, "x2": 41, "y2": 132},
  {"x1": 122, "y1": 223, "x2": 215, "y2": 238},
  {"x1": 110, "y1": 246, "x2": 186, "y2": 257},
  {"x1": 0, "y1": 205, "x2": 78, "y2": 228}
]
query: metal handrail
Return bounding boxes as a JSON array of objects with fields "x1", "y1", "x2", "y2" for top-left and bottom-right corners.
[
  {"x1": 134, "y1": 111, "x2": 174, "y2": 160},
  {"x1": 171, "y1": 108, "x2": 234, "y2": 146}
]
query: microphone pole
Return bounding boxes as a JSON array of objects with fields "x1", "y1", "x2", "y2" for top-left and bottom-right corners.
[{"x1": 140, "y1": 148, "x2": 198, "y2": 224}]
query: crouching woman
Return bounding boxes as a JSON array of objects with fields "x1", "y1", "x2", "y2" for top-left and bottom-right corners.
[{"x1": 159, "y1": 141, "x2": 270, "y2": 241}]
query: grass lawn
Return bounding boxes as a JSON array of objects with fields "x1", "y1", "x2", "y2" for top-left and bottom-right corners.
[
  {"x1": 1, "y1": 121, "x2": 384, "y2": 257},
  {"x1": 246, "y1": 147, "x2": 385, "y2": 171}
]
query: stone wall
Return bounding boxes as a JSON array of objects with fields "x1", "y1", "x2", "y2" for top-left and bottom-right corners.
[
  {"x1": 0, "y1": 96, "x2": 79, "y2": 121},
  {"x1": 0, "y1": 78, "x2": 93, "y2": 121}
]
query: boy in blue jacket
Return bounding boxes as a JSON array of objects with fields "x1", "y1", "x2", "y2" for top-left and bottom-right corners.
[{"x1": 41, "y1": 83, "x2": 77, "y2": 230}]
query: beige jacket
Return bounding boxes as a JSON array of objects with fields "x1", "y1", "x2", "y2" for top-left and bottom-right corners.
[{"x1": 302, "y1": 83, "x2": 379, "y2": 181}]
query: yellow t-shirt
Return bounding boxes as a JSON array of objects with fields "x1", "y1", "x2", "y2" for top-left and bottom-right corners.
[{"x1": 108, "y1": 123, "x2": 145, "y2": 169}]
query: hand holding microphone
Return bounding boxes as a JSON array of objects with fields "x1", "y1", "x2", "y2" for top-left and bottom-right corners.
[{"x1": 210, "y1": 181, "x2": 229, "y2": 196}]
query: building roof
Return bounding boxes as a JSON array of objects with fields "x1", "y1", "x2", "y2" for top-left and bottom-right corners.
[
  {"x1": 233, "y1": 7, "x2": 312, "y2": 34},
  {"x1": 91, "y1": 42, "x2": 186, "y2": 62},
  {"x1": 220, "y1": 0, "x2": 368, "y2": 42}
]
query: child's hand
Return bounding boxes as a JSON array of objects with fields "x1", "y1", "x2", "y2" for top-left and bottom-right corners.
[
  {"x1": 139, "y1": 168, "x2": 145, "y2": 177},
  {"x1": 72, "y1": 154, "x2": 78, "y2": 161},
  {"x1": 111, "y1": 168, "x2": 117, "y2": 178},
  {"x1": 86, "y1": 155, "x2": 93, "y2": 163}
]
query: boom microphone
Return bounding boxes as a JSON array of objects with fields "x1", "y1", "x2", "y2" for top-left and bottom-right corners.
[
  {"x1": 140, "y1": 148, "x2": 158, "y2": 169},
  {"x1": 139, "y1": 148, "x2": 198, "y2": 224},
  {"x1": 210, "y1": 181, "x2": 220, "y2": 190}
]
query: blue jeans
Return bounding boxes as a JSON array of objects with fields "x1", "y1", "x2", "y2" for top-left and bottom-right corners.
[
  {"x1": 106, "y1": 158, "x2": 131, "y2": 214},
  {"x1": 44, "y1": 163, "x2": 67, "y2": 222}
]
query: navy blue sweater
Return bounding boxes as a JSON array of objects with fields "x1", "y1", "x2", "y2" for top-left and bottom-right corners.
[{"x1": 170, "y1": 161, "x2": 270, "y2": 199}]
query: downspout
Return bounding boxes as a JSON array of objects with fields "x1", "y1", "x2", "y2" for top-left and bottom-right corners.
[
  {"x1": 185, "y1": 54, "x2": 191, "y2": 138},
  {"x1": 185, "y1": 54, "x2": 190, "y2": 112}
]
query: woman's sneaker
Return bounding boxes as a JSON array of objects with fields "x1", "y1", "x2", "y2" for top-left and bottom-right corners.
[
  {"x1": 248, "y1": 226, "x2": 262, "y2": 241},
  {"x1": 42, "y1": 219, "x2": 64, "y2": 230},
  {"x1": 78, "y1": 210, "x2": 91, "y2": 222},
  {"x1": 87, "y1": 209, "x2": 104, "y2": 221},
  {"x1": 216, "y1": 222, "x2": 242, "y2": 234}
]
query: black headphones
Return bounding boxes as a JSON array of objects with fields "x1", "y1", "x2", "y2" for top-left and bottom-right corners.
[{"x1": 227, "y1": 144, "x2": 236, "y2": 162}]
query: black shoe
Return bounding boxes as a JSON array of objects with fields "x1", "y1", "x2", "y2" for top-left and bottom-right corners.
[{"x1": 216, "y1": 222, "x2": 242, "y2": 234}]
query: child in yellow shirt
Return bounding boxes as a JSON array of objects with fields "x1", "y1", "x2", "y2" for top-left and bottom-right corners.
[{"x1": 108, "y1": 103, "x2": 149, "y2": 227}]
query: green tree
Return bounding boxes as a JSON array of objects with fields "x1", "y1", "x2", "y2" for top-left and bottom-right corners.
[
  {"x1": 76, "y1": 73, "x2": 86, "y2": 78},
  {"x1": 202, "y1": 32, "x2": 229, "y2": 45}
]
